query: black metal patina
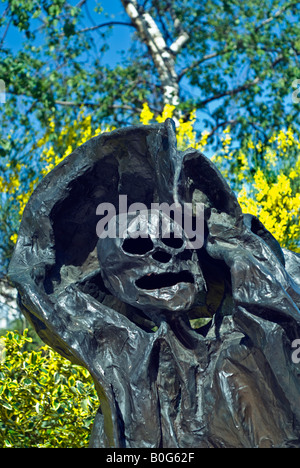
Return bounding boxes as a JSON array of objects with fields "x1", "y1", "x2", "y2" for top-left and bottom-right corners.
[{"x1": 9, "y1": 119, "x2": 300, "y2": 448}]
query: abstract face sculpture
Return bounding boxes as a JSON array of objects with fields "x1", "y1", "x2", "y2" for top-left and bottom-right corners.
[
  {"x1": 8, "y1": 119, "x2": 300, "y2": 449},
  {"x1": 97, "y1": 210, "x2": 206, "y2": 318}
]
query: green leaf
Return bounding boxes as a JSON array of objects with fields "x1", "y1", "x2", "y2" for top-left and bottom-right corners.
[
  {"x1": 80, "y1": 398, "x2": 89, "y2": 412},
  {"x1": 2, "y1": 401, "x2": 12, "y2": 410},
  {"x1": 76, "y1": 381, "x2": 85, "y2": 395},
  {"x1": 52, "y1": 400, "x2": 61, "y2": 411},
  {"x1": 23, "y1": 378, "x2": 32, "y2": 386},
  {"x1": 54, "y1": 372, "x2": 61, "y2": 384}
]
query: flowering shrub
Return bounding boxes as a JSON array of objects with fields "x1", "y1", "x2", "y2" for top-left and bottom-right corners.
[
  {"x1": 1, "y1": 110, "x2": 106, "y2": 245},
  {"x1": 0, "y1": 329, "x2": 98, "y2": 448},
  {"x1": 212, "y1": 126, "x2": 300, "y2": 253},
  {"x1": 140, "y1": 102, "x2": 210, "y2": 152}
]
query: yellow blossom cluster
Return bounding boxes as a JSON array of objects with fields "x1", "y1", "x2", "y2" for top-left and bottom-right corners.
[
  {"x1": 276, "y1": 127, "x2": 297, "y2": 154},
  {"x1": 237, "y1": 130, "x2": 300, "y2": 252},
  {"x1": 221, "y1": 126, "x2": 232, "y2": 154},
  {"x1": 155, "y1": 103, "x2": 176, "y2": 124},
  {"x1": 6, "y1": 110, "x2": 107, "y2": 244},
  {"x1": 238, "y1": 168, "x2": 300, "y2": 251},
  {"x1": 39, "y1": 112, "x2": 104, "y2": 177},
  {"x1": 139, "y1": 102, "x2": 154, "y2": 125},
  {"x1": 237, "y1": 151, "x2": 250, "y2": 181},
  {"x1": 211, "y1": 124, "x2": 299, "y2": 252},
  {"x1": 177, "y1": 110, "x2": 210, "y2": 153},
  {"x1": 140, "y1": 102, "x2": 210, "y2": 152},
  {"x1": 0, "y1": 163, "x2": 21, "y2": 195}
]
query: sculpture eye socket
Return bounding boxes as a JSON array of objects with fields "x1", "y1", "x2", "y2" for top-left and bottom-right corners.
[
  {"x1": 152, "y1": 250, "x2": 172, "y2": 263},
  {"x1": 122, "y1": 236, "x2": 154, "y2": 255}
]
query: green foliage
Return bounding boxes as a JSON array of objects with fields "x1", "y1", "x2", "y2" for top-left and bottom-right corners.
[
  {"x1": 0, "y1": 329, "x2": 98, "y2": 448},
  {"x1": 1, "y1": 0, "x2": 300, "y2": 149}
]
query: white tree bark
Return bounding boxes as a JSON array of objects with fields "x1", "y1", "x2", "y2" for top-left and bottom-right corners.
[{"x1": 121, "y1": 0, "x2": 189, "y2": 108}]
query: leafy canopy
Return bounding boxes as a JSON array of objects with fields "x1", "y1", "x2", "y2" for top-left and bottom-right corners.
[{"x1": 1, "y1": 0, "x2": 300, "y2": 152}]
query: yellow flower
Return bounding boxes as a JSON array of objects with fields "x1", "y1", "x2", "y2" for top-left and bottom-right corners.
[
  {"x1": 256, "y1": 141, "x2": 263, "y2": 153},
  {"x1": 221, "y1": 127, "x2": 232, "y2": 155},
  {"x1": 265, "y1": 147, "x2": 277, "y2": 169},
  {"x1": 140, "y1": 103, "x2": 154, "y2": 125},
  {"x1": 10, "y1": 233, "x2": 18, "y2": 244},
  {"x1": 276, "y1": 127, "x2": 296, "y2": 155},
  {"x1": 237, "y1": 151, "x2": 249, "y2": 180},
  {"x1": 177, "y1": 115, "x2": 196, "y2": 149},
  {"x1": 156, "y1": 104, "x2": 176, "y2": 123},
  {"x1": 268, "y1": 133, "x2": 277, "y2": 144},
  {"x1": 238, "y1": 186, "x2": 259, "y2": 217},
  {"x1": 196, "y1": 130, "x2": 210, "y2": 152},
  {"x1": 239, "y1": 166, "x2": 299, "y2": 250}
]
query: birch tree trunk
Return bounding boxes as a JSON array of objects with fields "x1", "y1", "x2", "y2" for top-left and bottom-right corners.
[{"x1": 121, "y1": 0, "x2": 189, "y2": 108}]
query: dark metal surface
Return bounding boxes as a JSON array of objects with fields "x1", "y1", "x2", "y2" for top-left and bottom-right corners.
[{"x1": 8, "y1": 119, "x2": 300, "y2": 448}]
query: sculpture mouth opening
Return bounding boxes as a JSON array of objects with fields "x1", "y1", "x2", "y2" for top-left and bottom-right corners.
[{"x1": 136, "y1": 270, "x2": 194, "y2": 290}]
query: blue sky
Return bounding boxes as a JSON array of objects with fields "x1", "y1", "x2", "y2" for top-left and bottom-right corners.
[
  {"x1": 82, "y1": 0, "x2": 134, "y2": 66},
  {"x1": 0, "y1": 0, "x2": 132, "y2": 64}
]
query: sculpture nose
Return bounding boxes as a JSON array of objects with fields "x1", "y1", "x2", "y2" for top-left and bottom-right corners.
[
  {"x1": 152, "y1": 250, "x2": 172, "y2": 263},
  {"x1": 122, "y1": 236, "x2": 154, "y2": 255}
]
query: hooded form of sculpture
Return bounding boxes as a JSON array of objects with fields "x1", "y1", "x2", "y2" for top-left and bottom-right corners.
[{"x1": 8, "y1": 119, "x2": 300, "y2": 448}]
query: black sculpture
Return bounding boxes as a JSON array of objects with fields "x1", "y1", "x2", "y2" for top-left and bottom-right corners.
[{"x1": 8, "y1": 119, "x2": 300, "y2": 448}]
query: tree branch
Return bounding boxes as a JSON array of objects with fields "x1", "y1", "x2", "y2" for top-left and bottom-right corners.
[
  {"x1": 77, "y1": 21, "x2": 135, "y2": 34},
  {"x1": 169, "y1": 31, "x2": 189, "y2": 54},
  {"x1": 75, "y1": 0, "x2": 87, "y2": 8},
  {"x1": 255, "y1": 2, "x2": 300, "y2": 31},
  {"x1": 54, "y1": 100, "x2": 143, "y2": 114},
  {"x1": 198, "y1": 53, "x2": 284, "y2": 108},
  {"x1": 198, "y1": 77, "x2": 261, "y2": 107},
  {"x1": 0, "y1": 18, "x2": 11, "y2": 49},
  {"x1": 1, "y1": 4, "x2": 10, "y2": 19},
  {"x1": 207, "y1": 119, "x2": 238, "y2": 137},
  {"x1": 178, "y1": 49, "x2": 233, "y2": 81},
  {"x1": 58, "y1": 21, "x2": 135, "y2": 38}
]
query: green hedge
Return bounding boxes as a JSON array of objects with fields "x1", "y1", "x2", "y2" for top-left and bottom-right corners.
[{"x1": 0, "y1": 329, "x2": 98, "y2": 448}]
